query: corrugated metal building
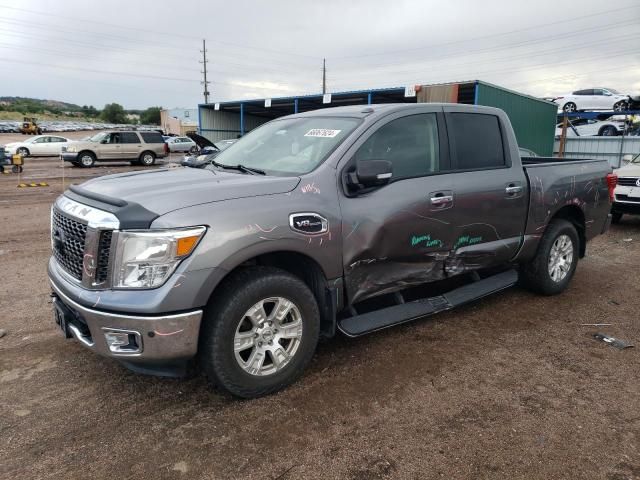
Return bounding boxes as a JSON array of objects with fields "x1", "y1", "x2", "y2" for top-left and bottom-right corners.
[{"x1": 199, "y1": 80, "x2": 557, "y2": 155}]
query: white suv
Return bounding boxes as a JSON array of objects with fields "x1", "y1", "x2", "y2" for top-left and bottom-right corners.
[{"x1": 554, "y1": 88, "x2": 629, "y2": 113}]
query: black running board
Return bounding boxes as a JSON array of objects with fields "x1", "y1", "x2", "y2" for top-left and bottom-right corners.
[{"x1": 337, "y1": 269, "x2": 518, "y2": 337}]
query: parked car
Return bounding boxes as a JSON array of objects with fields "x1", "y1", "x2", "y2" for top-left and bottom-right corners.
[
  {"x1": 553, "y1": 88, "x2": 629, "y2": 113},
  {"x1": 554, "y1": 118, "x2": 625, "y2": 138},
  {"x1": 61, "y1": 130, "x2": 168, "y2": 167},
  {"x1": 166, "y1": 136, "x2": 198, "y2": 153},
  {"x1": 48, "y1": 104, "x2": 614, "y2": 398},
  {"x1": 4, "y1": 135, "x2": 72, "y2": 157},
  {"x1": 612, "y1": 153, "x2": 640, "y2": 223}
]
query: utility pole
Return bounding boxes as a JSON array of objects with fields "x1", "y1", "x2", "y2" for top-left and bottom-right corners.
[
  {"x1": 322, "y1": 58, "x2": 326, "y2": 94},
  {"x1": 200, "y1": 39, "x2": 211, "y2": 104}
]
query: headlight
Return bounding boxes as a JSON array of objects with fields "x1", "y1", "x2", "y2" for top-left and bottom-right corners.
[
  {"x1": 65, "y1": 146, "x2": 77, "y2": 153},
  {"x1": 112, "y1": 227, "x2": 206, "y2": 289}
]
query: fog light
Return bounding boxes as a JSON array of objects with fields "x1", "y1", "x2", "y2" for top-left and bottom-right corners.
[{"x1": 102, "y1": 328, "x2": 142, "y2": 354}]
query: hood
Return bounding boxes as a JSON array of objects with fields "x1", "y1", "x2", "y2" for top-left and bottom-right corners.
[
  {"x1": 186, "y1": 132, "x2": 217, "y2": 149},
  {"x1": 614, "y1": 163, "x2": 640, "y2": 177},
  {"x1": 77, "y1": 166, "x2": 300, "y2": 215}
]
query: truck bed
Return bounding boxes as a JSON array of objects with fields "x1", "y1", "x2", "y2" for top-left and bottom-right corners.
[{"x1": 516, "y1": 156, "x2": 612, "y2": 262}]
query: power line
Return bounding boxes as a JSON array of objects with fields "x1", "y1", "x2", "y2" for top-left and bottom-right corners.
[
  {"x1": 329, "y1": 31, "x2": 640, "y2": 82},
  {"x1": 331, "y1": 4, "x2": 639, "y2": 61},
  {"x1": 0, "y1": 3, "x2": 320, "y2": 62}
]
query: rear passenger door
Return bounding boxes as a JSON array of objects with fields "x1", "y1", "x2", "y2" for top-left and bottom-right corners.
[
  {"x1": 442, "y1": 106, "x2": 528, "y2": 272},
  {"x1": 339, "y1": 108, "x2": 459, "y2": 304},
  {"x1": 120, "y1": 132, "x2": 142, "y2": 158}
]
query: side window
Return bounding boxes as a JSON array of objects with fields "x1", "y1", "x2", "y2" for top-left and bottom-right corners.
[
  {"x1": 593, "y1": 89, "x2": 604, "y2": 96},
  {"x1": 104, "y1": 133, "x2": 120, "y2": 144},
  {"x1": 448, "y1": 113, "x2": 505, "y2": 170},
  {"x1": 354, "y1": 113, "x2": 440, "y2": 180},
  {"x1": 35, "y1": 137, "x2": 47, "y2": 143},
  {"x1": 120, "y1": 132, "x2": 140, "y2": 143}
]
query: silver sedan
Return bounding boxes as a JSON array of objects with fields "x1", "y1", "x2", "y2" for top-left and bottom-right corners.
[{"x1": 166, "y1": 136, "x2": 198, "y2": 153}]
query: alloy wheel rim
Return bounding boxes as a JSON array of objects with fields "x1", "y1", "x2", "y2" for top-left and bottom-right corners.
[
  {"x1": 143, "y1": 155, "x2": 153, "y2": 164},
  {"x1": 548, "y1": 234, "x2": 573, "y2": 282},
  {"x1": 81, "y1": 155, "x2": 92, "y2": 166},
  {"x1": 233, "y1": 297, "x2": 303, "y2": 376}
]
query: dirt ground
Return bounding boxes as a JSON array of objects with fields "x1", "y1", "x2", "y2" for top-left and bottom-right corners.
[{"x1": 0, "y1": 142, "x2": 638, "y2": 480}]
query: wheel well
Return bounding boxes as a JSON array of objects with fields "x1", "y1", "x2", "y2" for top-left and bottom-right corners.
[
  {"x1": 550, "y1": 206, "x2": 586, "y2": 257},
  {"x1": 140, "y1": 150, "x2": 156, "y2": 158},
  {"x1": 78, "y1": 150, "x2": 95, "y2": 158},
  {"x1": 215, "y1": 251, "x2": 337, "y2": 338}
]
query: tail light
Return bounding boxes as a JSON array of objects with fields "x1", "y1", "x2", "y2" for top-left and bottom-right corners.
[
  {"x1": 163, "y1": 142, "x2": 169, "y2": 154},
  {"x1": 606, "y1": 173, "x2": 618, "y2": 202}
]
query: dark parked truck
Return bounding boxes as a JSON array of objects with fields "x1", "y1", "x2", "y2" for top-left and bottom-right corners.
[{"x1": 48, "y1": 104, "x2": 615, "y2": 398}]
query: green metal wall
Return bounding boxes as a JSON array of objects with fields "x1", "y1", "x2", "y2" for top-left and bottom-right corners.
[{"x1": 474, "y1": 81, "x2": 557, "y2": 156}]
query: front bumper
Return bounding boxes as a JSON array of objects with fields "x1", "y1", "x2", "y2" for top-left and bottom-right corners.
[
  {"x1": 50, "y1": 278, "x2": 202, "y2": 363},
  {"x1": 612, "y1": 201, "x2": 640, "y2": 215},
  {"x1": 61, "y1": 152, "x2": 79, "y2": 162}
]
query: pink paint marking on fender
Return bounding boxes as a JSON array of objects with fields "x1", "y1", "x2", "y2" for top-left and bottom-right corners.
[{"x1": 153, "y1": 329, "x2": 185, "y2": 336}]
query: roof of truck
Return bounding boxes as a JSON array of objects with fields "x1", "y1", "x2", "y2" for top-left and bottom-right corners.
[{"x1": 292, "y1": 103, "x2": 501, "y2": 119}]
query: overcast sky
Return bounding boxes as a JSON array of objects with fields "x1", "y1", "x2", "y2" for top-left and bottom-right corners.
[{"x1": 0, "y1": 0, "x2": 638, "y2": 109}]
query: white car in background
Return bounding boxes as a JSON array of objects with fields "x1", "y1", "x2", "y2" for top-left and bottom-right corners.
[
  {"x1": 555, "y1": 118, "x2": 625, "y2": 138},
  {"x1": 165, "y1": 136, "x2": 198, "y2": 153},
  {"x1": 554, "y1": 88, "x2": 629, "y2": 113},
  {"x1": 4, "y1": 135, "x2": 72, "y2": 157}
]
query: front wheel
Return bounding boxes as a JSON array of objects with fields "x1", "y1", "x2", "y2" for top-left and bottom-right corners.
[
  {"x1": 599, "y1": 125, "x2": 618, "y2": 136},
  {"x1": 17, "y1": 147, "x2": 29, "y2": 157},
  {"x1": 78, "y1": 151, "x2": 96, "y2": 168},
  {"x1": 200, "y1": 267, "x2": 320, "y2": 398},
  {"x1": 520, "y1": 219, "x2": 579, "y2": 295}
]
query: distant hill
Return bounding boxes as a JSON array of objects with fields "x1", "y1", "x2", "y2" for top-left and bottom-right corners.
[{"x1": 0, "y1": 96, "x2": 92, "y2": 115}]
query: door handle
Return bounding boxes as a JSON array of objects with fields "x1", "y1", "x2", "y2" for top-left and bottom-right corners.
[
  {"x1": 430, "y1": 195, "x2": 453, "y2": 206},
  {"x1": 505, "y1": 185, "x2": 523, "y2": 194}
]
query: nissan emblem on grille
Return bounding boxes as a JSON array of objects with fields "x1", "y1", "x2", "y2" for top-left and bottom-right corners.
[{"x1": 636, "y1": 179, "x2": 640, "y2": 187}]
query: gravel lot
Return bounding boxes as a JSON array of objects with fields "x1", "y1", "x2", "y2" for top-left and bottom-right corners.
[{"x1": 0, "y1": 140, "x2": 638, "y2": 480}]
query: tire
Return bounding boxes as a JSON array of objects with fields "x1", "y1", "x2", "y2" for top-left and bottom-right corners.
[
  {"x1": 599, "y1": 125, "x2": 618, "y2": 136},
  {"x1": 139, "y1": 151, "x2": 156, "y2": 166},
  {"x1": 78, "y1": 151, "x2": 96, "y2": 168},
  {"x1": 189, "y1": 145, "x2": 199, "y2": 154},
  {"x1": 200, "y1": 266, "x2": 320, "y2": 398},
  {"x1": 611, "y1": 212, "x2": 623, "y2": 224},
  {"x1": 562, "y1": 102, "x2": 577, "y2": 113},
  {"x1": 11, "y1": 165, "x2": 22, "y2": 173},
  {"x1": 520, "y1": 219, "x2": 579, "y2": 296},
  {"x1": 17, "y1": 147, "x2": 29, "y2": 157},
  {"x1": 613, "y1": 101, "x2": 628, "y2": 112}
]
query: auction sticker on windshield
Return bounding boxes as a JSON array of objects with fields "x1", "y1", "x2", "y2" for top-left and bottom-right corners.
[{"x1": 304, "y1": 129, "x2": 342, "y2": 138}]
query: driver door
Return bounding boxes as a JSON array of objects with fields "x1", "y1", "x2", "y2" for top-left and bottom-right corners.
[{"x1": 339, "y1": 108, "x2": 458, "y2": 304}]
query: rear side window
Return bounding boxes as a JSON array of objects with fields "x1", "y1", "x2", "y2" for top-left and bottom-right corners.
[
  {"x1": 448, "y1": 113, "x2": 505, "y2": 170},
  {"x1": 354, "y1": 113, "x2": 440, "y2": 180},
  {"x1": 120, "y1": 132, "x2": 140, "y2": 143},
  {"x1": 140, "y1": 131, "x2": 164, "y2": 144}
]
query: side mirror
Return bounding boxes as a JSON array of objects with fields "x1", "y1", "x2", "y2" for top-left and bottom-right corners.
[{"x1": 348, "y1": 159, "x2": 393, "y2": 190}]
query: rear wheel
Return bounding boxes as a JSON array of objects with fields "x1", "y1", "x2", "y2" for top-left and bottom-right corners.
[
  {"x1": 78, "y1": 151, "x2": 96, "y2": 168},
  {"x1": 200, "y1": 267, "x2": 320, "y2": 398},
  {"x1": 520, "y1": 219, "x2": 579, "y2": 295},
  {"x1": 562, "y1": 102, "x2": 577, "y2": 113},
  {"x1": 613, "y1": 100, "x2": 628, "y2": 112},
  {"x1": 139, "y1": 151, "x2": 156, "y2": 166},
  {"x1": 11, "y1": 165, "x2": 22, "y2": 173}
]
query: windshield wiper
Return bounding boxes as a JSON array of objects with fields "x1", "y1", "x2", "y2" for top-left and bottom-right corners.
[{"x1": 214, "y1": 162, "x2": 265, "y2": 175}]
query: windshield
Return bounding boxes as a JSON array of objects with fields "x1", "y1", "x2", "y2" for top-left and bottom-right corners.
[
  {"x1": 89, "y1": 132, "x2": 108, "y2": 142},
  {"x1": 631, "y1": 153, "x2": 640, "y2": 164},
  {"x1": 211, "y1": 117, "x2": 361, "y2": 175}
]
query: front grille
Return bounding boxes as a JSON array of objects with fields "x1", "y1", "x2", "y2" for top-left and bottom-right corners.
[
  {"x1": 52, "y1": 209, "x2": 87, "y2": 280},
  {"x1": 615, "y1": 194, "x2": 640, "y2": 203},
  {"x1": 618, "y1": 177, "x2": 639, "y2": 187},
  {"x1": 96, "y1": 231, "x2": 112, "y2": 283}
]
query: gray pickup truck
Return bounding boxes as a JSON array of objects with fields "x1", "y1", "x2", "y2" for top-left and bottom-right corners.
[{"x1": 48, "y1": 104, "x2": 614, "y2": 398}]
